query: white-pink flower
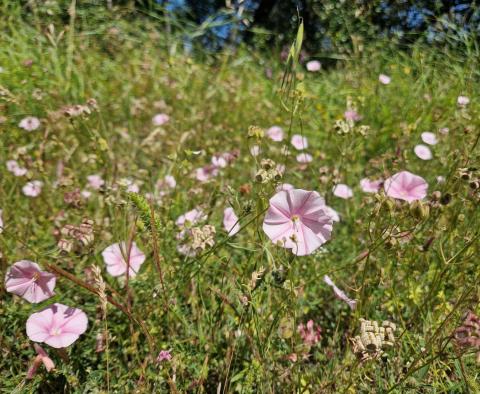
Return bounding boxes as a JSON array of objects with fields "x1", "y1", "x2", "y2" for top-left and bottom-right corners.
[
  {"x1": 332, "y1": 184, "x2": 353, "y2": 199},
  {"x1": 262, "y1": 189, "x2": 333, "y2": 256},
  {"x1": 457, "y1": 96, "x2": 470, "y2": 106},
  {"x1": 250, "y1": 145, "x2": 261, "y2": 157},
  {"x1": 323, "y1": 275, "x2": 357, "y2": 310},
  {"x1": 26, "y1": 303, "x2": 88, "y2": 348},
  {"x1": 102, "y1": 242, "x2": 146, "y2": 277},
  {"x1": 223, "y1": 207, "x2": 240, "y2": 236},
  {"x1": 195, "y1": 165, "x2": 219, "y2": 182},
  {"x1": 296, "y1": 153, "x2": 312, "y2": 163},
  {"x1": 344, "y1": 109, "x2": 362, "y2": 122},
  {"x1": 176, "y1": 208, "x2": 207, "y2": 227},
  {"x1": 19, "y1": 116, "x2": 41, "y2": 131},
  {"x1": 152, "y1": 113, "x2": 170, "y2": 126},
  {"x1": 421, "y1": 132, "x2": 438, "y2": 145},
  {"x1": 360, "y1": 178, "x2": 383, "y2": 193},
  {"x1": 267, "y1": 126, "x2": 284, "y2": 142},
  {"x1": 6, "y1": 160, "x2": 27, "y2": 176},
  {"x1": 5, "y1": 260, "x2": 56, "y2": 303},
  {"x1": 414, "y1": 144, "x2": 432, "y2": 160},
  {"x1": 306, "y1": 60, "x2": 321, "y2": 72},
  {"x1": 291, "y1": 134, "x2": 308, "y2": 150},
  {"x1": 211, "y1": 155, "x2": 228, "y2": 168},
  {"x1": 86, "y1": 174, "x2": 105, "y2": 190},
  {"x1": 22, "y1": 180, "x2": 43, "y2": 197},
  {"x1": 384, "y1": 171, "x2": 428, "y2": 202},
  {"x1": 379, "y1": 74, "x2": 391, "y2": 85},
  {"x1": 164, "y1": 175, "x2": 176, "y2": 188}
]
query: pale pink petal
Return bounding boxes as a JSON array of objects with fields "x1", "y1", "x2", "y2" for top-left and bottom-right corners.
[
  {"x1": 421, "y1": 132, "x2": 438, "y2": 145},
  {"x1": 360, "y1": 178, "x2": 382, "y2": 193},
  {"x1": 323, "y1": 275, "x2": 357, "y2": 310},
  {"x1": 223, "y1": 207, "x2": 240, "y2": 236},
  {"x1": 332, "y1": 184, "x2": 353, "y2": 199},
  {"x1": 267, "y1": 126, "x2": 284, "y2": 142},
  {"x1": 414, "y1": 144, "x2": 432, "y2": 160},
  {"x1": 291, "y1": 134, "x2": 308, "y2": 150}
]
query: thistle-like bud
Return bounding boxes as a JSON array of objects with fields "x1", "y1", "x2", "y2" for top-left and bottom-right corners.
[
  {"x1": 248, "y1": 125, "x2": 264, "y2": 139},
  {"x1": 260, "y1": 159, "x2": 276, "y2": 170},
  {"x1": 410, "y1": 200, "x2": 430, "y2": 220}
]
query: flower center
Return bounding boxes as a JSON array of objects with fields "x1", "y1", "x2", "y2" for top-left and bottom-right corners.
[
  {"x1": 32, "y1": 272, "x2": 40, "y2": 282},
  {"x1": 50, "y1": 328, "x2": 62, "y2": 336},
  {"x1": 291, "y1": 214, "x2": 300, "y2": 222}
]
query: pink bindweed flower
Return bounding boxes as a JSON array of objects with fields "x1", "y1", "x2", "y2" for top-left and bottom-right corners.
[
  {"x1": 5, "y1": 260, "x2": 56, "y2": 303},
  {"x1": 291, "y1": 134, "x2": 308, "y2": 150},
  {"x1": 324, "y1": 206, "x2": 340, "y2": 222},
  {"x1": 457, "y1": 96, "x2": 470, "y2": 106},
  {"x1": 195, "y1": 165, "x2": 219, "y2": 182},
  {"x1": 421, "y1": 132, "x2": 438, "y2": 145},
  {"x1": 22, "y1": 180, "x2": 43, "y2": 197},
  {"x1": 86, "y1": 174, "x2": 105, "y2": 190},
  {"x1": 360, "y1": 178, "x2": 383, "y2": 193},
  {"x1": 26, "y1": 344, "x2": 55, "y2": 379},
  {"x1": 250, "y1": 145, "x2": 261, "y2": 157},
  {"x1": 26, "y1": 303, "x2": 88, "y2": 348},
  {"x1": 379, "y1": 74, "x2": 391, "y2": 85},
  {"x1": 152, "y1": 113, "x2": 170, "y2": 126},
  {"x1": 296, "y1": 153, "x2": 312, "y2": 163},
  {"x1": 102, "y1": 242, "x2": 146, "y2": 277},
  {"x1": 262, "y1": 189, "x2": 333, "y2": 256},
  {"x1": 306, "y1": 60, "x2": 321, "y2": 72},
  {"x1": 81, "y1": 190, "x2": 92, "y2": 199},
  {"x1": 164, "y1": 175, "x2": 176, "y2": 188},
  {"x1": 414, "y1": 144, "x2": 432, "y2": 160},
  {"x1": 297, "y1": 320, "x2": 321, "y2": 346},
  {"x1": 19, "y1": 116, "x2": 41, "y2": 131},
  {"x1": 176, "y1": 208, "x2": 207, "y2": 227},
  {"x1": 323, "y1": 275, "x2": 357, "y2": 310},
  {"x1": 384, "y1": 171, "x2": 428, "y2": 202},
  {"x1": 276, "y1": 183, "x2": 294, "y2": 192},
  {"x1": 156, "y1": 350, "x2": 172, "y2": 363},
  {"x1": 223, "y1": 207, "x2": 240, "y2": 236},
  {"x1": 344, "y1": 109, "x2": 362, "y2": 122},
  {"x1": 332, "y1": 184, "x2": 353, "y2": 199},
  {"x1": 211, "y1": 155, "x2": 228, "y2": 168},
  {"x1": 267, "y1": 126, "x2": 284, "y2": 142},
  {"x1": 6, "y1": 160, "x2": 27, "y2": 176}
]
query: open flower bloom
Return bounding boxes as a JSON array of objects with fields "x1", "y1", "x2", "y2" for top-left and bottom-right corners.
[
  {"x1": 414, "y1": 144, "x2": 432, "y2": 160},
  {"x1": 332, "y1": 184, "x2": 353, "y2": 199},
  {"x1": 19, "y1": 116, "x2": 41, "y2": 131},
  {"x1": 457, "y1": 95, "x2": 469, "y2": 106},
  {"x1": 379, "y1": 74, "x2": 391, "y2": 84},
  {"x1": 211, "y1": 155, "x2": 228, "y2": 168},
  {"x1": 296, "y1": 153, "x2": 312, "y2": 163},
  {"x1": 195, "y1": 165, "x2": 219, "y2": 182},
  {"x1": 152, "y1": 113, "x2": 170, "y2": 126},
  {"x1": 5, "y1": 260, "x2": 56, "y2": 303},
  {"x1": 26, "y1": 303, "x2": 88, "y2": 348},
  {"x1": 22, "y1": 180, "x2": 43, "y2": 197},
  {"x1": 86, "y1": 174, "x2": 105, "y2": 190},
  {"x1": 267, "y1": 126, "x2": 284, "y2": 142},
  {"x1": 323, "y1": 275, "x2": 357, "y2": 310},
  {"x1": 176, "y1": 208, "x2": 207, "y2": 227},
  {"x1": 306, "y1": 60, "x2": 321, "y2": 72},
  {"x1": 421, "y1": 132, "x2": 438, "y2": 145},
  {"x1": 291, "y1": 134, "x2": 308, "y2": 150},
  {"x1": 223, "y1": 207, "x2": 240, "y2": 236},
  {"x1": 263, "y1": 189, "x2": 333, "y2": 256},
  {"x1": 384, "y1": 171, "x2": 428, "y2": 202},
  {"x1": 360, "y1": 178, "x2": 383, "y2": 193},
  {"x1": 102, "y1": 241, "x2": 146, "y2": 277},
  {"x1": 156, "y1": 350, "x2": 172, "y2": 363}
]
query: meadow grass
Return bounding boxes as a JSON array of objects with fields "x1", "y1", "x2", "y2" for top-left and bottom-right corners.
[{"x1": 1, "y1": 3, "x2": 480, "y2": 393}]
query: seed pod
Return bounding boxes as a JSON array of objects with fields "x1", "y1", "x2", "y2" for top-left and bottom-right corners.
[{"x1": 440, "y1": 193, "x2": 452, "y2": 205}]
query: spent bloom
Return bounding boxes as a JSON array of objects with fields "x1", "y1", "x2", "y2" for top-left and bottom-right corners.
[
  {"x1": 379, "y1": 74, "x2": 391, "y2": 85},
  {"x1": 297, "y1": 320, "x2": 322, "y2": 346},
  {"x1": 291, "y1": 134, "x2": 308, "y2": 150},
  {"x1": 323, "y1": 275, "x2": 357, "y2": 310},
  {"x1": 223, "y1": 207, "x2": 240, "y2": 236},
  {"x1": 87, "y1": 174, "x2": 105, "y2": 190},
  {"x1": 19, "y1": 116, "x2": 41, "y2": 131},
  {"x1": 414, "y1": 144, "x2": 433, "y2": 160},
  {"x1": 26, "y1": 344, "x2": 55, "y2": 379},
  {"x1": 102, "y1": 241, "x2": 146, "y2": 277},
  {"x1": 306, "y1": 60, "x2": 321, "y2": 72},
  {"x1": 360, "y1": 178, "x2": 383, "y2": 193},
  {"x1": 26, "y1": 303, "x2": 88, "y2": 348},
  {"x1": 5, "y1": 260, "x2": 56, "y2": 303},
  {"x1": 384, "y1": 171, "x2": 428, "y2": 202},
  {"x1": 250, "y1": 145, "x2": 261, "y2": 157},
  {"x1": 457, "y1": 95, "x2": 470, "y2": 106},
  {"x1": 152, "y1": 113, "x2": 170, "y2": 126},
  {"x1": 332, "y1": 184, "x2": 353, "y2": 199},
  {"x1": 22, "y1": 180, "x2": 43, "y2": 197},
  {"x1": 6, "y1": 160, "x2": 27, "y2": 176},
  {"x1": 263, "y1": 189, "x2": 333, "y2": 256},
  {"x1": 156, "y1": 350, "x2": 172, "y2": 363},
  {"x1": 266, "y1": 126, "x2": 284, "y2": 142},
  {"x1": 421, "y1": 132, "x2": 438, "y2": 145}
]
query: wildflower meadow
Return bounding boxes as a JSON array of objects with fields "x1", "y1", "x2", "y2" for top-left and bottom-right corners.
[{"x1": 1, "y1": 1, "x2": 480, "y2": 393}]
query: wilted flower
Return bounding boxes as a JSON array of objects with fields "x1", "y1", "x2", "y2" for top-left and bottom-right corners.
[
  {"x1": 223, "y1": 207, "x2": 240, "y2": 236},
  {"x1": 323, "y1": 275, "x2": 357, "y2": 310},
  {"x1": 333, "y1": 184, "x2": 353, "y2": 199},
  {"x1": 152, "y1": 113, "x2": 170, "y2": 126},
  {"x1": 379, "y1": 74, "x2": 391, "y2": 85},
  {"x1": 263, "y1": 189, "x2": 333, "y2": 256},
  {"x1": 414, "y1": 144, "x2": 432, "y2": 160},
  {"x1": 87, "y1": 174, "x2": 105, "y2": 190},
  {"x1": 306, "y1": 60, "x2": 321, "y2": 72},
  {"x1": 384, "y1": 171, "x2": 428, "y2": 202},
  {"x1": 6, "y1": 160, "x2": 27, "y2": 176},
  {"x1": 266, "y1": 126, "x2": 284, "y2": 142},
  {"x1": 421, "y1": 132, "x2": 438, "y2": 145},
  {"x1": 102, "y1": 242, "x2": 146, "y2": 277},
  {"x1": 360, "y1": 178, "x2": 383, "y2": 193},
  {"x1": 5, "y1": 260, "x2": 56, "y2": 303},
  {"x1": 22, "y1": 180, "x2": 43, "y2": 197},
  {"x1": 176, "y1": 208, "x2": 207, "y2": 228},
  {"x1": 26, "y1": 344, "x2": 55, "y2": 379},
  {"x1": 19, "y1": 116, "x2": 40, "y2": 131},
  {"x1": 291, "y1": 134, "x2": 308, "y2": 150},
  {"x1": 156, "y1": 350, "x2": 172, "y2": 363},
  {"x1": 26, "y1": 303, "x2": 88, "y2": 348},
  {"x1": 297, "y1": 320, "x2": 321, "y2": 346}
]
